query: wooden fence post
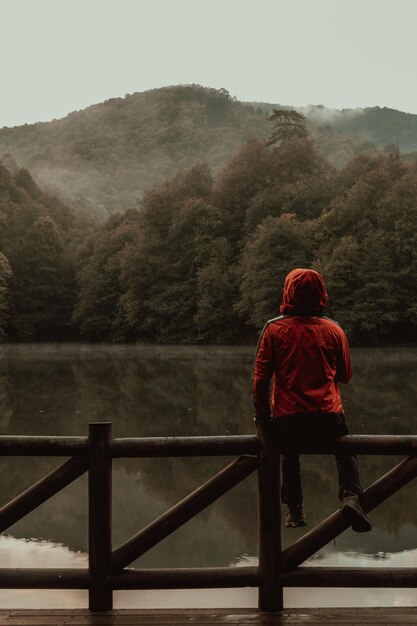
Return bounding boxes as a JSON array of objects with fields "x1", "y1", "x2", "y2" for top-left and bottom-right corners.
[
  {"x1": 257, "y1": 423, "x2": 283, "y2": 612},
  {"x1": 88, "y1": 422, "x2": 113, "y2": 611}
]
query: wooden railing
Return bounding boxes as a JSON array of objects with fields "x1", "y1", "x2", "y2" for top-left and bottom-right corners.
[{"x1": 0, "y1": 422, "x2": 416, "y2": 612}]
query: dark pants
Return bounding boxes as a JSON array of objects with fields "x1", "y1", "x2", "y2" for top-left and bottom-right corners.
[{"x1": 272, "y1": 413, "x2": 363, "y2": 505}]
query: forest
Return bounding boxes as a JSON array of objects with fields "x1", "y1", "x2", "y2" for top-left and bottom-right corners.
[
  {"x1": 1, "y1": 84, "x2": 416, "y2": 217},
  {"x1": 1, "y1": 102, "x2": 417, "y2": 346}
]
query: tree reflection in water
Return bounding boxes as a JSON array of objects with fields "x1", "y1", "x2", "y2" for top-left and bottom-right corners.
[{"x1": 0, "y1": 344, "x2": 415, "y2": 569}]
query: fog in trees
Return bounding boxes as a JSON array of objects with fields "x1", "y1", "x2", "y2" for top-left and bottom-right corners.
[{"x1": 1, "y1": 95, "x2": 417, "y2": 345}]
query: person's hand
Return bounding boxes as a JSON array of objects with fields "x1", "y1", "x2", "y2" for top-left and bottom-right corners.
[{"x1": 255, "y1": 418, "x2": 275, "y2": 459}]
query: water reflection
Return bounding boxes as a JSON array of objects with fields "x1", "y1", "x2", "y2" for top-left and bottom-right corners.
[
  {"x1": 0, "y1": 535, "x2": 87, "y2": 608},
  {"x1": 1, "y1": 535, "x2": 417, "y2": 609},
  {"x1": 0, "y1": 344, "x2": 415, "y2": 606}
]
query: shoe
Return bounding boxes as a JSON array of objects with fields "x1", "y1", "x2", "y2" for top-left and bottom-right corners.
[
  {"x1": 340, "y1": 491, "x2": 372, "y2": 533},
  {"x1": 285, "y1": 504, "x2": 307, "y2": 528}
]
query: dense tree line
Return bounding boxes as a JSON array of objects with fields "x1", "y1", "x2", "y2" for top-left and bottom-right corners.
[
  {"x1": 2, "y1": 114, "x2": 417, "y2": 345},
  {"x1": 0, "y1": 163, "x2": 94, "y2": 340}
]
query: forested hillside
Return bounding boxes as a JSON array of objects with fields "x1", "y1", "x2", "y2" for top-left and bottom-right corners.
[
  {"x1": 1, "y1": 109, "x2": 417, "y2": 346},
  {"x1": 318, "y1": 106, "x2": 417, "y2": 153},
  {"x1": 248, "y1": 101, "x2": 417, "y2": 153},
  {"x1": 0, "y1": 86, "x2": 269, "y2": 216},
  {"x1": 2, "y1": 85, "x2": 416, "y2": 217}
]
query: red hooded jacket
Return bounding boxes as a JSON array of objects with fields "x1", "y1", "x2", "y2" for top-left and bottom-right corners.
[{"x1": 253, "y1": 268, "x2": 352, "y2": 420}]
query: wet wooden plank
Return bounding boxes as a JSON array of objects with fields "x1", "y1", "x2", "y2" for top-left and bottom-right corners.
[{"x1": 1, "y1": 609, "x2": 417, "y2": 625}]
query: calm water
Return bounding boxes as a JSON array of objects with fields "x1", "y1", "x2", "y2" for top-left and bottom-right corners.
[{"x1": 0, "y1": 343, "x2": 416, "y2": 608}]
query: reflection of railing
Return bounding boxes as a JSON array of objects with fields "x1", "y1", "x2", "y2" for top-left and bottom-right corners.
[{"x1": 0, "y1": 423, "x2": 416, "y2": 612}]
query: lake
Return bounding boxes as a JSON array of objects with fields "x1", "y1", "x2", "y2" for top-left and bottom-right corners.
[{"x1": 0, "y1": 343, "x2": 416, "y2": 608}]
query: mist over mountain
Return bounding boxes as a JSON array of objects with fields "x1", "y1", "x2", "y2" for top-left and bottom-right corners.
[
  {"x1": 302, "y1": 104, "x2": 417, "y2": 153},
  {"x1": 1, "y1": 84, "x2": 416, "y2": 217},
  {"x1": 0, "y1": 86, "x2": 268, "y2": 217},
  {"x1": 1, "y1": 103, "x2": 417, "y2": 345},
  {"x1": 246, "y1": 101, "x2": 417, "y2": 156}
]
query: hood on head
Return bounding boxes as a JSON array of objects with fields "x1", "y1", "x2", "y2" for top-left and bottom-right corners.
[{"x1": 280, "y1": 268, "x2": 328, "y2": 315}]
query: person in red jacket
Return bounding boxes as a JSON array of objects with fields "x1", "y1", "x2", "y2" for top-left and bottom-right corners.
[{"x1": 253, "y1": 268, "x2": 371, "y2": 532}]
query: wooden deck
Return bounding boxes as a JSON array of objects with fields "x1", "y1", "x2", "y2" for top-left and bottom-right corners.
[{"x1": 0, "y1": 609, "x2": 416, "y2": 625}]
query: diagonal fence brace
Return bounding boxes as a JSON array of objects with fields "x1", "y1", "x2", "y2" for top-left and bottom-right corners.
[
  {"x1": 283, "y1": 455, "x2": 417, "y2": 570},
  {"x1": 0, "y1": 456, "x2": 88, "y2": 533},
  {"x1": 111, "y1": 455, "x2": 258, "y2": 572}
]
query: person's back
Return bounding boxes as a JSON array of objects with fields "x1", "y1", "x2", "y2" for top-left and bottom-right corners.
[
  {"x1": 253, "y1": 268, "x2": 371, "y2": 532},
  {"x1": 255, "y1": 316, "x2": 352, "y2": 419}
]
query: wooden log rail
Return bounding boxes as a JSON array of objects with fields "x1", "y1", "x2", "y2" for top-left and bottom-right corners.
[
  {"x1": 0, "y1": 424, "x2": 416, "y2": 613},
  {"x1": 1, "y1": 433, "x2": 417, "y2": 456}
]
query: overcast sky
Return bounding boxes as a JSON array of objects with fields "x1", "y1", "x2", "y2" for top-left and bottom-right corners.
[{"x1": 1, "y1": 0, "x2": 417, "y2": 128}]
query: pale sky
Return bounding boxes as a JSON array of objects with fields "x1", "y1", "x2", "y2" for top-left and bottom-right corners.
[{"x1": 1, "y1": 0, "x2": 417, "y2": 128}]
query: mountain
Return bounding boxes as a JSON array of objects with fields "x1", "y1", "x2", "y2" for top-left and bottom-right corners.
[
  {"x1": 245, "y1": 101, "x2": 417, "y2": 152},
  {"x1": 1, "y1": 84, "x2": 416, "y2": 216},
  {"x1": 301, "y1": 104, "x2": 417, "y2": 153},
  {"x1": 0, "y1": 86, "x2": 269, "y2": 217}
]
